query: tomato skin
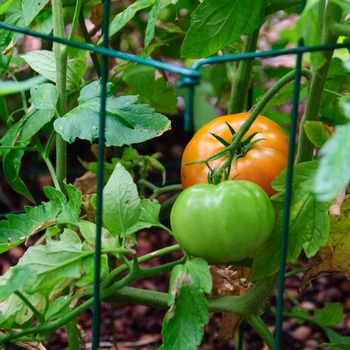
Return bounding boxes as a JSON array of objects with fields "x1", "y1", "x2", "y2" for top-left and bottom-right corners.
[
  {"x1": 181, "y1": 113, "x2": 289, "y2": 197},
  {"x1": 170, "y1": 180, "x2": 275, "y2": 264}
]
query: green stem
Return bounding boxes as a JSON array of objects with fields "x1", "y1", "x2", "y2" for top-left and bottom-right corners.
[
  {"x1": 245, "y1": 314, "x2": 277, "y2": 350},
  {"x1": 52, "y1": 0, "x2": 68, "y2": 191},
  {"x1": 295, "y1": 2, "x2": 342, "y2": 164},
  {"x1": 67, "y1": 0, "x2": 83, "y2": 42},
  {"x1": 67, "y1": 318, "x2": 81, "y2": 350},
  {"x1": 228, "y1": 29, "x2": 260, "y2": 114},
  {"x1": 35, "y1": 134, "x2": 61, "y2": 190},
  {"x1": 78, "y1": 8, "x2": 101, "y2": 77},
  {"x1": 0, "y1": 259, "x2": 183, "y2": 346},
  {"x1": 102, "y1": 244, "x2": 182, "y2": 289}
]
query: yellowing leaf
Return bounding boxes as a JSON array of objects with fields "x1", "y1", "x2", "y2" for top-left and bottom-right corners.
[{"x1": 300, "y1": 195, "x2": 350, "y2": 292}]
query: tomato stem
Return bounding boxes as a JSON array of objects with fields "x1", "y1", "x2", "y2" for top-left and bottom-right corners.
[
  {"x1": 228, "y1": 29, "x2": 260, "y2": 114},
  {"x1": 295, "y1": 2, "x2": 342, "y2": 164},
  {"x1": 185, "y1": 68, "x2": 312, "y2": 181}
]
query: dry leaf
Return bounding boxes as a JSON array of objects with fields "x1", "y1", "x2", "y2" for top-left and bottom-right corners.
[
  {"x1": 210, "y1": 265, "x2": 253, "y2": 341},
  {"x1": 81, "y1": 194, "x2": 96, "y2": 222},
  {"x1": 74, "y1": 171, "x2": 97, "y2": 195},
  {"x1": 329, "y1": 188, "x2": 346, "y2": 217},
  {"x1": 299, "y1": 195, "x2": 350, "y2": 292}
]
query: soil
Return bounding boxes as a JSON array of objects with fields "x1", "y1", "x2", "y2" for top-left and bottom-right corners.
[{"x1": 1, "y1": 115, "x2": 350, "y2": 350}]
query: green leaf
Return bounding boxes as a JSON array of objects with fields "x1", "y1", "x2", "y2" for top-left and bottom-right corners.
[
  {"x1": 313, "y1": 303, "x2": 343, "y2": 327},
  {"x1": 102, "y1": 163, "x2": 142, "y2": 235},
  {"x1": 3, "y1": 146, "x2": 35, "y2": 203},
  {"x1": 79, "y1": 220, "x2": 120, "y2": 253},
  {"x1": 0, "y1": 0, "x2": 13, "y2": 14},
  {"x1": 181, "y1": 0, "x2": 266, "y2": 58},
  {"x1": 323, "y1": 327, "x2": 350, "y2": 349},
  {"x1": 104, "y1": 0, "x2": 153, "y2": 42},
  {"x1": 249, "y1": 161, "x2": 331, "y2": 281},
  {"x1": 162, "y1": 258, "x2": 212, "y2": 350},
  {"x1": 0, "y1": 238, "x2": 84, "y2": 327},
  {"x1": 0, "y1": 0, "x2": 25, "y2": 50},
  {"x1": 45, "y1": 295, "x2": 77, "y2": 321},
  {"x1": 126, "y1": 199, "x2": 162, "y2": 234},
  {"x1": 22, "y1": 0, "x2": 49, "y2": 26},
  {"x1": 22, "y1": 51, "x2": 87, "y2": 90},
  {"x1": 291, "y1": 306, "x2": 309, "y2": 325},
  {"x1": 0, "y1": 184, "x2": 81, "y2": 254},
  {"x1": 144, "y1": 0, "x2": 160, "y2": 49},
  {"x1": 54, "y1": 81, "x2": 171, "y2": 146},
  {"x1": 296, "y1": 0, "x2": 325, "y2": 68},
  {"x1": 122, "y1": 65, "x2": 177, "y2": 114},
  {"x1": 0, "y1": 266, "x2": 37, "y2": 298},
  {"x1": 315, "y1": 122, "x2": 350, "y2": 202},
  {"x1": 304, "y1": 121, "x2": 330, "y2": 149}
]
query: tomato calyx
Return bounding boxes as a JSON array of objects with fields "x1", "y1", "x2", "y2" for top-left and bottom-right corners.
[{"x1": 186, "y1": 122, "x2": 266, "y2": 185}]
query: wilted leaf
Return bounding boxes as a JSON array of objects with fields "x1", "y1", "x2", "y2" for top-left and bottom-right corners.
[
  {"x1": 162, "y1": 258, "x2": 212, "y2": 350},
  {"x1": 300, "y1": 195, "x2": 350, "y2": 292},
  {"x1": 210, "y1": 265, "x2": 253, "y2": 341}
]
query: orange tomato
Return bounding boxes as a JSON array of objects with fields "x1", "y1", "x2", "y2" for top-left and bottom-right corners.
[{"x1": 181, "y1": 113, "x2": 289, "y2": 197}]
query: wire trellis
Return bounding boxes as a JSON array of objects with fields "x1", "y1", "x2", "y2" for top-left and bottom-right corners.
[{"x1": 1, "y1": 0, "x2": 350, "y2": 349}]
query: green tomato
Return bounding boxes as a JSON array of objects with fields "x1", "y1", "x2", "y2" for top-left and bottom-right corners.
[{"x1": 170, "y1": 180, "x2": 275, "y2": 264}]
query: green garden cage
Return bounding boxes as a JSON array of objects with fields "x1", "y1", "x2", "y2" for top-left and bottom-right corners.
[{"x1": 0, "y1": 0, "x2": 350, "y2": 349}]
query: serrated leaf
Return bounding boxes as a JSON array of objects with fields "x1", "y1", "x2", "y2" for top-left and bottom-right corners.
[
  {"x1": 22, "y1": 0, "x2": 49, "y2": 26},
  {"x1": 304, "y1": 121, "x2": 330, "y2": 149},
  {"x1": 313, "y1": 303, "x2": 343, "y2": 327},
  {"x1": 102, "y1": 163, "x2": 141, "y2": 235},
  {"x1": 291, "y1": 307, "x2": 309, "y2": 325},
  {"x1": 0, "y1": 184, "x2": 81, "y2": 254},
  {"x1": 0, "y1": 0, "x2": 25, "y2": 50},
  {"x1": 122, "y1": 65, "x2": 177, "y2": 114},
  {"x1": 0, "y1": 238, "x2": 84, "y2": 327},
  {"x1": 181, "y1": 0, "x2": 266, "y2": 58},
  {"x1": 22, "y1": 51, "x2": 87, "y2": 90},
  {"x1": 323, "y1": 327, "x2": 350, "y2": 349},
  {"x1": 162, "y1": 286, "x2": 208, "y2": 350},
  {"x1": 79, "y1": 220, "x2": 120, "y2": 252},
  {"x1": 249, "y1": 161, "x2": 331, "y2": 281},
  {"x1": 315, "y1": 122, "x2": 350, "y2": 202},
  {"x1": 162, "y1": 259, "x2": 211, "y2": 350},
  {"x1": 126, "y1": 199, "x2": 162, "y2": 234},
  {"x1": 54, "y1": 81, "x2": 171, "y2": 146},
  {"x1": 0, "y1": 266, "x2": 37, "y2": 298}
]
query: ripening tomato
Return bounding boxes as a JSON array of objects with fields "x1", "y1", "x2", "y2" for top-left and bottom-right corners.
[
  {"x1": 170, "y1": 180, "x2": 275, "y2": 264},
  {"x1": 181, "y1": 113, "x2": 289, "y2": 197}
]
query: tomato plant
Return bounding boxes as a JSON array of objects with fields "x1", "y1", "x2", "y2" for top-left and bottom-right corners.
[
  {"x1": 181, "y1": 113, "x2": 289, "y2": 197},
  {"x1": 170, "y1": 180, "x2": 275, "y2": 264}
]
